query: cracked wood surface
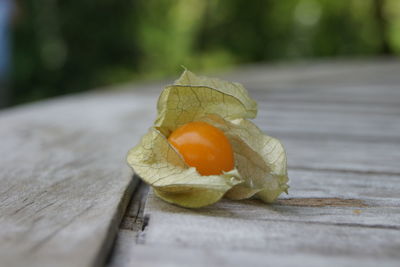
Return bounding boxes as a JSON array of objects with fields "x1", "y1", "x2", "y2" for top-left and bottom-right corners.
[
  {"x1": 107, "y1": 60, "x2": 400, "y2": 267},
  {"x1": 1, "y1": 60, "x2": 399, "y2": 267},
  {"x1": 0, "y1": 87, "x2": 160, "y2": 267}
]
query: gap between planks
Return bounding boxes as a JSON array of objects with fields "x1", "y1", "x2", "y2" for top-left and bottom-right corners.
[
  {"x1": 106, "y1": 177, "x2": 150, "y2": 266},
  {"x1": 111, "y1": 166, "x2": 400, "y2": 246}
]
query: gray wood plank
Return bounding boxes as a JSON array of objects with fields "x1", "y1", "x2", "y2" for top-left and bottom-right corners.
[
  {"x1": 142, "y1": 198, "x2": 400, "y2": 257},
  {"x1": 108, "y1": 188, "x2": 400, "y2": 267},
  {"x1": 110, "y1": 241, "x2": 400, "y2": 267},
  {"x1": 3, "y1": 60, "x2": 397, "y2": 266},
  {"x1": 109, "y1": 167, "x2": 400, "y2": 267},
  {"x1": 272, "y1": 137, "x2": 400, "y2": 174},
  {"x1": 226, "y1": 59, "x2": 400, "y2": 89},
  {"x1": 0, "y1": 90, "x2": 158, "y2": 267},
  {"x1": 109, "y1": 60, "x2": 400, "y2": 267},
  {"x1": 142, "y1": 168, "x2": 400, "y2": 228},
  {"x1": 251, "y1": 85, "x2": 400, "y2": 107},
  {"x1": 255, "y1": 103, "x2": 400, "y2": 142}
]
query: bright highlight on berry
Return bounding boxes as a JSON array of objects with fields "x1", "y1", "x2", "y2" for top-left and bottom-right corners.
[{"x1": 168, "y1": 121, "x2": 235, "y2": 176}]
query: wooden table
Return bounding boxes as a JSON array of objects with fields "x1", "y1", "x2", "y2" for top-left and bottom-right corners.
[{"x1": 1, "y1": 60, "x2": 399, "y2": 267}]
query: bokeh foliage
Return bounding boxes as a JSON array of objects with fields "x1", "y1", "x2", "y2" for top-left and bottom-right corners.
[{"x1": 9, "y1": 0, "x2": 400, "y2": 105}]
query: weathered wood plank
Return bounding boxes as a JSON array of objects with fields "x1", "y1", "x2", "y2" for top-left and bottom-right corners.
[
  {"x1": 227, "y1": 60, "x2": 400, "y2": 89},
  {"x1": 108, "y1": 187, "x2": 400, "y2": 267},
  {"x1": 255, "y1": 104, "x2": 400, "y2": 142},
  {"x1": 109, "y1": 171, "x2": 400, "y2": 267},
  {"x1": 109, "y1": 60, "x2": 400, "y2": 267},
  {"x1": 0, "y1": 91, "x2": 158, "y2": 267},
  {"x1": 2, "y1": 60, "x2": 397, "y2": 266},
  {"x1": 142, "y1": 168, "x2": 400, "y2": 228},
  {"x1": 109, "y1": 242, "x2": 400, "y2": 267},
  {"x1": 141, "y1": 201, "x2": 400, "y2": 256},
  {"x1": 251, "y1": 85, "x2": 400, "y2": 107},
  {"x1": 273, "y1": 137, "x2": 400, "y2": 174}
]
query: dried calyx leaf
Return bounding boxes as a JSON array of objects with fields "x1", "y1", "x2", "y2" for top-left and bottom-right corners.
[
  {"x1": 200, "y1": 115, "x2": 288, "y2": 202},
  {"x1": 127, "y1": 70, "x2": 288, "y2": 208},
  {"x1": 155, "y1": 70, "x2": 257, "y2": 135}
]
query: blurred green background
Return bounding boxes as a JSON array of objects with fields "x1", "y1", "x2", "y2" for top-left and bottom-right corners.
[{"x1": 5, "y1": 0, "x2": 400, "y2": 106}]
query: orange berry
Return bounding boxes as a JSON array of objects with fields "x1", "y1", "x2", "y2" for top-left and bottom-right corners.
[{"x1": 168, "y1": 121, "x2": 235, "y2": 176}]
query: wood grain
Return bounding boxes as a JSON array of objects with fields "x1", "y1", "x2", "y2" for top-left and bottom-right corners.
[
  {"x1": 0, "y1": 91, "x2": 158, "y2": 267},
  {"x1": 1, "y1": 60, "x2": 399, "y2": 267},
  {"x1": 108, "y1": 60, "x2": 400, "y2": 267},
  {"x1": 109, "y1": 243, "x2": 400, "y2": 267}
]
